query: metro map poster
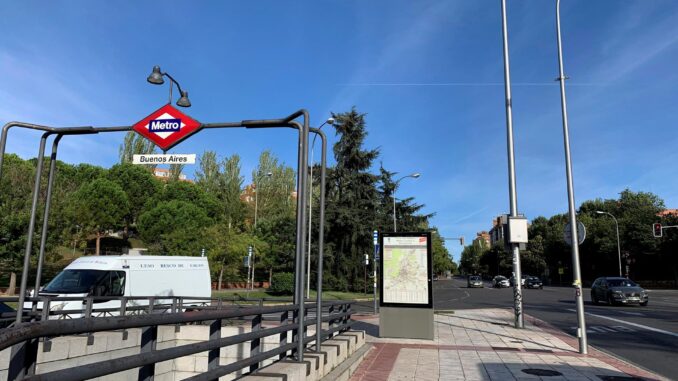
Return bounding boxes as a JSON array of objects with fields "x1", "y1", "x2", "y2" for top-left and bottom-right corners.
[{"x1": 379, "y1": 232, "x2": 433, "y2": 308}]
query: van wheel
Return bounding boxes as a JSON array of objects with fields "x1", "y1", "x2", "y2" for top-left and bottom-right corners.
[{"x1": 640, "y1": 301, "x2": 648, "y2": 306}]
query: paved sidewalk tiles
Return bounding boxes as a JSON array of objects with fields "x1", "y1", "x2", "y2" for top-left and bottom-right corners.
[{"x1": 348, "y1": 308, "x2": 666, "y2": 381}]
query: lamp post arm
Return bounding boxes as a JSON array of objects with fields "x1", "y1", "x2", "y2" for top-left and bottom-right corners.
[{"x1": 162, "y1": 72, "x2": 185, "y2": 95}]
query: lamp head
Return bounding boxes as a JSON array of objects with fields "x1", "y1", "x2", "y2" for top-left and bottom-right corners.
[
  {"x1": 326, "y1": 117, "x2": 335, "y2": 125},
  {"x1": 176, "y1": 90, "x2": 191, "y2": 107},
  {"x1": 147, "y1": 66, "x2": 164, "y2": 85},
  {"x1": 266, "y1": 172, "x2": 273, "y2": 177},
  {"x1": 595, "y1": 211, "x2": 604, "y2": 214},
  {"x1": 411, "y1": 173, "x2": 421, "y2": 178}
]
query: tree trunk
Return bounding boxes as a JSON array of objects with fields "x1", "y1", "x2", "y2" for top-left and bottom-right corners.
[
  {"x1": 269, "y1": 268, "x2": 273, "y2": 286},
  {"x1": 95, "y1": 232, "x2": 101, "y2": 256},
  {"x1": 8, "y1": 272, "x2": 16, "y2": 296}
]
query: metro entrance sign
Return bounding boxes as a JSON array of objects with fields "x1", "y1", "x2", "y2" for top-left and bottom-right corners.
[{"x1": 133, "y1": 104, "x2": 201, "y2": 151}]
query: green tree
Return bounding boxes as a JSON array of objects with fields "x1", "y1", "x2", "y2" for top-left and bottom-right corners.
[
  {"x1": 119, "y1": 132, "x2": 157, "y2": 168},
  {"x1": 324, "y1": 108, "x2": 380, "y2": 291},
  {"x1": 431, "y1": 230, "x2": 456, "y2": 276},
  {"x1": 137, "y1": 200, "x2": 211, "y2": 256},
  {"x1": 107, "y1": 163, "x2": 161, "y2": 229},
  {"x1": 68, "y1": 178, "x2": 130, "y2": 255}
]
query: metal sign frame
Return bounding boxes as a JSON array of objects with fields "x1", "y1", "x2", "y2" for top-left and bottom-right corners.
[
  {"x1": 379, "y1": 231, "x2": 433, "y2": 309},
  {"x1": 0, "y1": 107, "x2": 329, "y2": 370}
]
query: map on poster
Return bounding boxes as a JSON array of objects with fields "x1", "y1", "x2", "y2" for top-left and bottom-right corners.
[{"x1": 382, "y1": 236, "x2": 429, "y2": 305}]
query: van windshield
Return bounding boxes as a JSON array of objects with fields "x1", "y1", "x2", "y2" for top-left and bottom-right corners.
[{"x1": 42, "y1": 270, "x2": 126, "y2": 295}]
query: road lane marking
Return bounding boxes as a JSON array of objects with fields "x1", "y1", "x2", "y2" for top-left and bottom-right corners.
[
  {"x1": 567, "y1": 309, "x2": 678, "y2": 338},
  {"x1": 618, "y1": 311, "x2": 644, "y2": 316}
]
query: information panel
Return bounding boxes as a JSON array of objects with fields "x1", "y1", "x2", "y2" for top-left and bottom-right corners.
[{"x1": 380, "y1": 232, "x2": 433, "y2": 308}]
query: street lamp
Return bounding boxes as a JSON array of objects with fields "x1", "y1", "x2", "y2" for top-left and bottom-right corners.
[
  {"x1": 393, "y1": 173, "x2": 420, "y2": 232},
  {"x1": 307, "y1": 117, "x2": 334, "y2": 298},
  {"x1": 595, "y1": 211, "x2": 623, "y2": 277},
  {"x1": 253, "y1": 171, "x2": 273, "y2": 228},
  {"x1": 146, "y1": 65, "x2": 192, "y2": 107},
  {"x1": 556, "y1": 0, "x2": 587, "y2": 354}
]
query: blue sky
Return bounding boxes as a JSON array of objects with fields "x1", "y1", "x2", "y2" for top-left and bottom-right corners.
[{"x1": 1, "y1": 1, "x2": 677, "y2": 261}]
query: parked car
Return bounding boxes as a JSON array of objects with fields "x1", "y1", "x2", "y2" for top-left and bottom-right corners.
[
  {"x1": 492, "y1": 276, "x2": 510, "y2": 288},
  {"x1": 525, "y1": 276, "x2": 543, "y2": 289},
  {"x1": 510, "y1": 274, "x2": 529, "y2": 287},
  {"x1": 590, "y1": 277, "x2": 648, "y2": 306},
  {"x1": 467, "y1": 275, "x2": 483, "y2": 288}
]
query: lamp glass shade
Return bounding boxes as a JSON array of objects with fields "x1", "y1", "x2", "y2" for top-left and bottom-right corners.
[
  {"x1": 176, "y1": 91, "x2": 191, "y2": 107},
  {"x1": 147, "y1": 66, "x2": 164, "y2": 85}
]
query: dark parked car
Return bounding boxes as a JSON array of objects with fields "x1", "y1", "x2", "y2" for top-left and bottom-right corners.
[
  {"x1": 467, "y1": 275, "x2": 483, "y2": 288},
  {"x1": 525, "y1": 276, "x2": 543, "y2": 289},
  {"x1": 492, "y1": 276, "x2": 510, "y2": 288},
  {"x1": 591, "y1": 277, "x2": 648, "y2": 306}
]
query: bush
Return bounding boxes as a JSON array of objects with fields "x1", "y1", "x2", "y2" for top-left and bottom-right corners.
[{"x1": 269, "y1": 272, "x2": 295, "y2": 295}]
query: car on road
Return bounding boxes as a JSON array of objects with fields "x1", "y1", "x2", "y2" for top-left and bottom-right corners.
[
  {"x1": 467, "y1": 275, "x2": 483, "y2": 288},
  {"x1": 591, "y1": 277, "x2": 648, "y2": 306},
  {"x1": 525, "y1": 276, "x2": 543, "y2": 289},
  {"x1": 492, "y1": 275, "x2": 510, "y2": 288}
]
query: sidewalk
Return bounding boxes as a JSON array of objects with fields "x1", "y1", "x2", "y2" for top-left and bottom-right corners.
[{"x1": 348, "y1": 308, "x2": 667, "y2": 381}]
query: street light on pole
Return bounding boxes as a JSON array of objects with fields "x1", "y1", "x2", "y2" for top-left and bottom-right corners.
[
  {"x1": 596, "y1": 211, "x2": 623, "y2": 277},
  {"x1": 556, "y1": 0, "x2": 588, "y2": 354},
  {"x1": 393, "y1": 173, "x2": 421, "y2": 232},
  {"x1": 307, "y1": 117, "x2": 334, "y2": 299},
  {"x1": 147, "y1": 65, "x2": 192, "y2": 107}
]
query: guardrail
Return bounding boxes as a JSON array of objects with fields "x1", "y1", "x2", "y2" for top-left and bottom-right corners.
[{"x1": 0, "y1": 298, "x2": 354, "y2": 381}]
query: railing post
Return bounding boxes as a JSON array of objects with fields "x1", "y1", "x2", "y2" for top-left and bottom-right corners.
[
  {"x1": 85, "y1": 297, "x2": 94, "y2": 345},
  {"x1": 292, "y1": 308, "x2": 299, "y2": 356},
  {"x1": 8, "y1": 339, "x2": 39, "y2": 380},
  {"x1": 207, "y1": 319, "x2": 221, "y2": 381},
  {"x1": 138, "y1": 325, "x2": 158, "y2": 381},
  {"x1": 120, "y1": 297, "x2": 128, "y2": 340},
  {"x1": 328, "y1": 305, "x2": 335, "y2": 337},
  {"x1": 249, "y1": 313, "x2": 262, "y2": 372},
  {"x1": 279, "y1": 311, "x2": 289, "y2": 360}
]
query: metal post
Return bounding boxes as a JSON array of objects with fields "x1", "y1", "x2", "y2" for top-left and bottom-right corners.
[
  {"x1": 556, "y1": 0, "x2": 587, "y2": 354},
  {"x1": 16, "y1": 133, "x2": 50, "y2": 325},
  {"x1": 614, "y1": 217, "x2": 622, "y2": 277},
  {"x1": 392, "y1": 194, "x2": 397, "y2": 232},
  {"x1": 254, "y1": 177, "x2": 259, "y2": 228},
  {"x1": 291, "y1": 115, "x2": 310, "y2": 362},
  {"x1": 33, "y1": 135, "x2": 63, "y2": 304},
  {"x1": 307, "y1": 158, "x2": 313, "y2": 299},
  {"x1": 500, "y1": 0, "x2": 524, "y2": 329},
  {"x1": 312, "y1": 128, "x2": 327, "y2": 353}
]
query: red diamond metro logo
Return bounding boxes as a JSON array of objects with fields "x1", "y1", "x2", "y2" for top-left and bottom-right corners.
[{"x1": 132, "y1": 104, "x2": 201, "y2": 151}]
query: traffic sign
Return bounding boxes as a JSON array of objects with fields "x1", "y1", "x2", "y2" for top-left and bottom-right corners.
[
  {"x1": 563, "y1": 221, "x2": 586, "y2": 246},
  {"x1": 133, "y1": 104, "x2": 201, "y2": 151}
]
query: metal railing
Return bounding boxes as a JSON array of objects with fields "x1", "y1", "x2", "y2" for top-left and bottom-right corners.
[{"x1": 0, "y1": 299, "x2": 354, "y2": 381}]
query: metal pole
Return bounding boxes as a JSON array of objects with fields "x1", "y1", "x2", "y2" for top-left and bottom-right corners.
[
  {"x1": 306, "y1": 156, "x2": 313, "y2": 299},
  {"x1": 613, "y1": 216, "x2": 622, "y2": 277},
  {"x1": 500, "y1": 0, "x2": 524, "y2": 329},
  {"x1": 392, "y1": 193, "x2": 397, "y2": 232},
  {"x1": 34, "y1": 135, "x2": 63, "y2": 302},
  {"x1": 16, "y1": 133, "x2": 49, "y2": 324},
  {"x1": 291, "y1": 115, "x2": 310, "y2": 362},
  {"x1": 254, "y1": 177, "x2": 259, "y2": 228},
  {"x1": 556, "y1": 0, "x2": 587, "y2": 354},
  {"x1": 313, "y1": 128, "x2": 327, "y2": 352}
]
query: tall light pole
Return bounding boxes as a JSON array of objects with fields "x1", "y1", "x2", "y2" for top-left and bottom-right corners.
[
  {"x1": 393, "y1": 173, "x2": 421, "y2": 232},
  {"x1": 596, "y1": 211, "x2": 622, "y2": 277},
  {"x1": 253, "y1": 171, "x2": 272, "y2": 228},
  {"x1": 556, "y1": 0, "x2": 587, "y2": 354},
  {"x1": 307, "y1": 117, "x2": 334, "y2": 298},
  {"x1": 500, "y1": 0, "x2": 524, "y2": 329}
]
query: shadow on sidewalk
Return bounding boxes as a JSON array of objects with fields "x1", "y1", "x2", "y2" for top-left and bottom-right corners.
[
  {"x1": 352, "y1": 320, "x2": 379, "y2": 337},
  {"x1": 434, "y1": 316, "x2": 578, "y2": 353},
  {"x1": 475, "y1": 363, "x2": 658, "y2": 381}
]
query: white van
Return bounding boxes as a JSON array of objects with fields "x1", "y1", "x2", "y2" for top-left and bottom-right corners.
[{"x1": 25, "y1": 255, "x2": 211, "y2": 318}]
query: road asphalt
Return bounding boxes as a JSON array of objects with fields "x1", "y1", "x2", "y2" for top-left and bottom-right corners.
[{"x1": 423, "y1": 276, "x2": 678, "y2": 380}]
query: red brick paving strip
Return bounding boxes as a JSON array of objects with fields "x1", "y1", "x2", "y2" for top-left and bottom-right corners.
[{"x1": 350, "y1": 343, "x2": 401, "y2": 381}]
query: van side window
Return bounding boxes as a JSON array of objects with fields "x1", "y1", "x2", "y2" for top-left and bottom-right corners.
[{"x1": 95, "y1": 271, "x2": 126, "y2": 296}]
